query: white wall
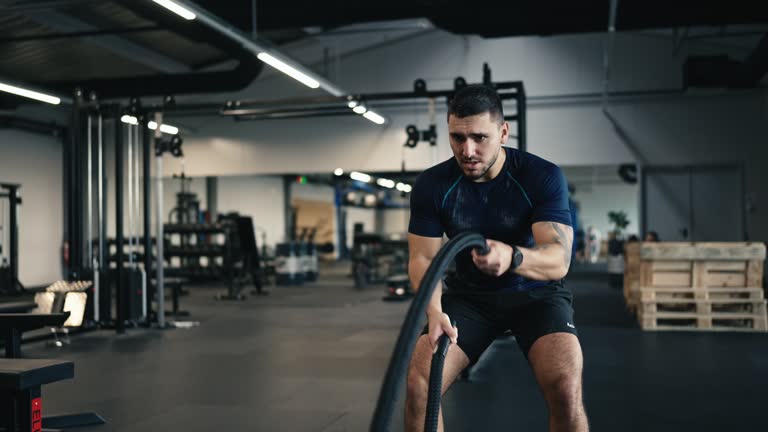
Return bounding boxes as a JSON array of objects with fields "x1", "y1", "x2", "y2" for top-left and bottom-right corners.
[
  {"x1": 168, "y1": 30, "x2": 764, "y2": 175},
  {"x1": 5, "y1": 25, "x2": 768, "y2": 277},
  {"x1": 0, "y1": 129, "x2": 63, "y2": 286},
  {"x1": 166, "y1": 29, "x2": 768, "y2": 241}
]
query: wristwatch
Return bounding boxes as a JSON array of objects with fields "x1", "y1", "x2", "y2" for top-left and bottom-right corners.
[{"x1": 510, "y1": 245, "x2": 524, "y2": 270}]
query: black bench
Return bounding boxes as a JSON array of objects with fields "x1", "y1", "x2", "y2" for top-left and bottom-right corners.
[
  {"x1": 0, "y1": 358, "x2": 74, "y2": 432},
  {"x1": 0, "y1": 302, "x2": 37, "y2": 314},
  {"x1": 0, "y1": 312, "x2": 105, "y2": 430},
  {"x1": 0, "y1": 314, "x2": 71, "y2": 358},
  {"x1": 153, "y1": 277, "x2": 190, "y2": 317}
]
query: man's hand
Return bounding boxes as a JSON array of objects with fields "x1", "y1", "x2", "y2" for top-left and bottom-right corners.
[
  {"x1": 471, "y1": 239, "x2": 513, "y2": 277},
  {"x1": 427, "y1": 310, "x2": 458, "y2": 353}
]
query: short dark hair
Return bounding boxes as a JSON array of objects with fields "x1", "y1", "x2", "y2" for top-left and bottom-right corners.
[{"x1": 447, "y1": 84, "x2": 504, "y2": 124}]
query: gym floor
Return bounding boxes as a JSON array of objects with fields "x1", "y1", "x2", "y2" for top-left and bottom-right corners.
[{"x1": 21, "y1": 265, "x2": 768, "y2": 431}]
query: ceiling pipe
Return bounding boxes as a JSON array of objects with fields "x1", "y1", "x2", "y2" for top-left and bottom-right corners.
[{"x1": 38, "y1": 0, "x2": 265, "y2": 98}]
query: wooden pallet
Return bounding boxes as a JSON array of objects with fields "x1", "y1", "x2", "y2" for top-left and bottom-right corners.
[
  {"x1": 640, "y1": 298, "x2": 766, "y2": 315},
  {"x1": 623, "y1": 242, "x2": 766, "y2": 311},
  {"x1": 640, "y1": 287, "x2": 764, "y2": 301},
  {"x1": 640, "y1": 312, "x2": 768, "y2": 332}
]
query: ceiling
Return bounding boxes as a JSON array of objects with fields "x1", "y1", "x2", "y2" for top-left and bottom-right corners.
[
  {"x1": 0, "y1": 0, "x2": 767, "y2": 106},
  {"x1": 197, "y1": 0, "x2": 768, "y2": 38}
]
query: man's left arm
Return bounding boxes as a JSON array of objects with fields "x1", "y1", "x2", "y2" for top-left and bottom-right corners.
[
  {"x1": 471, "y1": 222, "x2": 573, "y2": 280},
  {"x1": 471, "y1": 163, "x2": 573, "y2": 281}
]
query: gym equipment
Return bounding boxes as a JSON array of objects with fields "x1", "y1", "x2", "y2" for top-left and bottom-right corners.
[
  {"x1": 164, "y1": 215, "x2": 259, "y2": 299},
  {"x1": 296, "y1": 227, "x2": 319, "y2": 282},
  {"x1": 0, "y1": 312, "x2": 105, "y2": 430},
  {"x1": 382, "y1": 274, "x2": 413, "y2": 302},
  {"x1": 275, "y1": 242, "x2": 305, "y2": 286},
  {"x1": 370, "y1": 232, "x2": 489, "y2": 432},
  {"x1": 217, "y1": 213, "x2": 263, "y2": 299},
  {"x1": 0, "y1": 358, "x2": 75, "y2": 432},
  {"x1": 33, "y1": 281, "x2": 92, "y2": 346},
  {"x1": 125, "y1": 119, "x2": 148, "y2": 323},
  {"x1": 0, "y1": 183, "x2": 21, "y2": 295},
  {"x1": 353, "y1": 233, "x2": 408, "y2": 290}
]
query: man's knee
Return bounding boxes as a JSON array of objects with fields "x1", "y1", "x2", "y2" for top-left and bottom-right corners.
[
  {"x1": 406, "y1": 366, "x2": 428, "y2": 399},
  {"x1": 542, "y1": 374, "x2": 583, "y2": 411}
]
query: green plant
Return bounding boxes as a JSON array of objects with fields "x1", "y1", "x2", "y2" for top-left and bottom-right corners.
[{"x1": 608, "y1": 210, "x2": 630, "y2": 235}]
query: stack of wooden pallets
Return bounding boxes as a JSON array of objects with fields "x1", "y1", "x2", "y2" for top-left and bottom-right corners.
[{"x1": 623, "y1": 242, "x2": 767, "y2": 332}]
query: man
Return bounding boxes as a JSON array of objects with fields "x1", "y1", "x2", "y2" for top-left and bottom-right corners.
[{"x1": 405, "y1": 85, "x2": 588, "y2": 432}]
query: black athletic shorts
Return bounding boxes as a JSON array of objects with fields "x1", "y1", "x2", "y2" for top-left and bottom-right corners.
[{"x1": 422, "y1": 275, "x2": 578, "y2": 365}]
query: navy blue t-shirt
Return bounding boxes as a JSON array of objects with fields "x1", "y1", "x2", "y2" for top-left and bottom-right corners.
[{"x1": 408, "y1": 147, "x2": 572, "y2": 292}]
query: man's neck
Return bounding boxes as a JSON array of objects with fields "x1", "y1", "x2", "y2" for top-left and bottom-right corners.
[{"x1": 475, "y1": 146, "x2": 507, "y2": 183}]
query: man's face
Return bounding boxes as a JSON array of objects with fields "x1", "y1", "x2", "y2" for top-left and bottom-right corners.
[{"x1": 448, "y1": 112, "x2": 508, "y2": 181}]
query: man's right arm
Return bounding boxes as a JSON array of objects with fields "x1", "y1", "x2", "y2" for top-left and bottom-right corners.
[
  {"x1": 408, "y1": 233, "x2": 444, "y2": 313},
  {"x1": 409, "y1": 233, "x2": 457, "y2": 346}
]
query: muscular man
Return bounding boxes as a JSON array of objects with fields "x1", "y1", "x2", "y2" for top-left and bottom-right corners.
[{"x1": 405, "y1": 85, "x2": 588, "y2": 431}]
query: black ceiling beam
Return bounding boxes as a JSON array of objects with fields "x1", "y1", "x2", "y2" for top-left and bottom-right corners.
[
  {"x1": 684, "y1": 33, "x2": 768, "y2": 88},
  {"x1": 0, "y1": 115, "x2": 67, "y2": 137}
]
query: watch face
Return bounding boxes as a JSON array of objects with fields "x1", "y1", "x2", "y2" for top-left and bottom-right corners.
[{"x1": 512, "y1": 248, "x2": 523, "y2": 268}]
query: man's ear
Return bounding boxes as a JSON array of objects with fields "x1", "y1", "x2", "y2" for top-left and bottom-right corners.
[{"x1": 500, "y1": 121, "x2": 510, "y2": 143}]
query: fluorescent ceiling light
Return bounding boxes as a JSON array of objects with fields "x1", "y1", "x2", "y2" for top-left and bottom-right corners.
[
  {"x1": 148, "y1": 121, "x2": 180, "y2": 135},
  {"x1": 121, "y1": 115, "x2": 139, "y2": 125},
  {"x1": 0, "y1": 81, "x2": 60, "y2": 105},
  {"x1": 363, "y1": 110, "x2": 386, "y2": 125},
  {"x1": 334, "y1": 168, "x2": 344, "y2": 176},
  {"x1": 350, "y1": 171, "x2": 371, "y2": 183},
  {"x1": 403, "y1": 184, "x2": 413, "y2": 193},
  {"x1": 347, "y1": 101, "x2": 358, "y2": 108},
  {"x1": 257, "y1": 52, "x2": 319, "y2": 89},
  {"x1": 152, "y1": 0, "x2": 196, "y2": 20},
  {"x1": 121, "y1": 115, "x2": 179, "y2": 135},
  {"x1": 395, "y1": 182, "x2": 406, "y2": 191},
  {"x1": 376, "y1": 178, "x2": 395, "y2": 188},
  {"x1": 352, "y1": 105, "x2": 367, "y2": 114}
]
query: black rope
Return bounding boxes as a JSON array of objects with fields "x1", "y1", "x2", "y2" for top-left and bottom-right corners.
[{"x1": 370, "y1": 232, "x2": 488, "y2": 432}]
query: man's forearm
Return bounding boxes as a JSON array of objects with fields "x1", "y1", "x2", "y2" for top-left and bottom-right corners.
[
  {"x1": 514, "y1": 244, "x2": 570, "y2": 280},
  {"x1": 409, "y1": 257, "x2": 443, "y2": 316}
]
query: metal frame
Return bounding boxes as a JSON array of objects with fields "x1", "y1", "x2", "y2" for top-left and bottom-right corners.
[
  {"x1": 0, "y1": 183, "x2": 21, "y2": 294},
  {"x1": 65, "y1": 96, "x2": 157, "y2": 331}
]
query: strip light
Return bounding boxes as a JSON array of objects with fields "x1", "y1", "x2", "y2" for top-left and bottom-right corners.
[
  {"x1": 334, "y1": 168, "x2": 344, "y2": 176},
  {"x1": 121, "y1": 115, "x2": 179, "y2": 135},
  {"x1": 350, "y1": 171, "x2": 371, "y2": 183},
  {"x1": 152, "y1": 0, "x2": 196, "y2": 20},
  {"x1": 363, "y1": 110, "x2": 386, "y2": 125},
  {"x1": 149, "y1": 121, "x2": 180, "y2": 135},
  {"x1": 0, "y1": 81, "x2": 60, "y2": 105},
  {"x1": 376, "y1": 178, "x2": 395, "y2": 189},
  {"x1": 257, "y1": 52, "x2": 320, "y2": 89},
  {"x1": 396, "y1": 182, "x2": 412, "y2": 193}
]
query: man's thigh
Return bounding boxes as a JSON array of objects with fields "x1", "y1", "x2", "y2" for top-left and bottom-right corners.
[
  {"x1": 421, "y1": 293, "x2": 505, "y2": 366},
  {"x1": 510, "y1": 285, "x2": 579, "y2": 358},
  {"x1": 526, "y1": 332, "x2": 583, "y2": 386}
]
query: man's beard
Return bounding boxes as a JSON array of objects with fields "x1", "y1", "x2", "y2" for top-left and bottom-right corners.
[{"x1": 460, "y1": 148, "x2": 500, "y2": 180}]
